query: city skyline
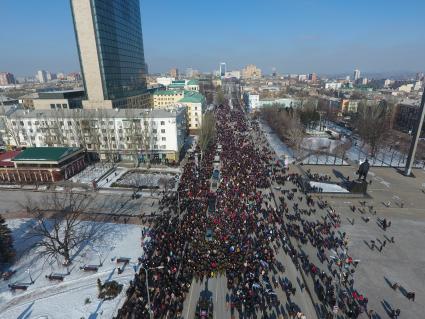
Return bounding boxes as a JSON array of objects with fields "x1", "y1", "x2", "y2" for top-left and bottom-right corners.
[{"x1": 1, "y1": 0, "x2": 425, "y2": 76}]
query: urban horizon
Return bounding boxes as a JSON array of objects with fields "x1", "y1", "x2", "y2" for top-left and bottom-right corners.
[{"x1": 1, "y1": 0, "x2": 425, "y2": 77}]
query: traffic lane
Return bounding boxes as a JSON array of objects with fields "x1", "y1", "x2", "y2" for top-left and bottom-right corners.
[
  {"x1": 263, "y1": 188, "x2": 318, "y2": 318},
  {"x1": 182, "y1": 276, "x2": 229, "y2": 319},
  {"x1": 0, "y1": 189, "x2": 148, "y2": 216}
]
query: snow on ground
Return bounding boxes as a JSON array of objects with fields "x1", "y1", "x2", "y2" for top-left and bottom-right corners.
[
  {"x1": 96, "y1": 167, "x2": 128, "y2": 188},
  {"x1": 309, "y1": 181, "x2": 349, "y2": 193},
  {"x1": 325, "y1": 122, "x2": 425, "y2": 168},
  {"x1": 260, "y1": 122, "x2": 295, "y2": 162},
  {"x1": 70, "y1": 163, "x2": 115, "y2": 184},
  {"x1": 115, "y1": 170, "x2": 178, "y2": 190},
  {"x1": 301, "y1": 136, "x2": 343, "y2": 153},
  {"x1": 0, "y1": 219, "x2": 147, "y2": 319}
]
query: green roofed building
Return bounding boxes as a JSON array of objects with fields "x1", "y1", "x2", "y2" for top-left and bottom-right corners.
[
  {"x1": 13, "y1": 147, "x2": 82, "y2": 163},
  {"x1": 178, "y1": 91, "x2": 206, "y2": 132},
  {"x1": 152, "y1": 89, "x2": 206, "y2": 132},
  {"x1": 0, "y1": 147, "x2": 87, "y2": 184}
]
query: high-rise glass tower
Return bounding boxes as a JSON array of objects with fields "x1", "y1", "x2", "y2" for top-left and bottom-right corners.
[
  {"x1": 220, "y1": 62, "x2": 227, "y2": 77},
  {"x1": 71, "y1": 0, "x2": 148, "y2": 108}
]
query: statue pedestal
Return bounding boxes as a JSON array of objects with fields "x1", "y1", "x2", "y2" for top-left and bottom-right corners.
[{"x1": 349, "y1": 180, "x2": 368, "y2": 194}]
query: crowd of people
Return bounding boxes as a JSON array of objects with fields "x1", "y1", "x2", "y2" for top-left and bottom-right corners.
[{"x1": 116, "y1": 103, "x2": 372, "y2": 319}]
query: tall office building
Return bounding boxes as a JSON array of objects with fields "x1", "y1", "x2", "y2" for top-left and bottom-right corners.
[
  {"x1": 169, "y1": 68, "x2": 179, "y2": 79},
  {"x1": 354, "y1": 69, "x2": 361, "y2": 81},
  {"x1": 37, "y1": 70, "x2": 48, "y2": 83},
  {"x1": 220, "y1": 62, "x2": 227, "y2": 77},
  {"x1": 70, "y1": 0, "x2": 149, "y2": 109},
  {"x1": 0, "y1": 72, "x2": 16, "y2": 85}
]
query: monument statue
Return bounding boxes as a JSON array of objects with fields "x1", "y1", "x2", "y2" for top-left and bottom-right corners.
[{"x1": 357, "y1": 159, "x2": 370, "y2": 181}]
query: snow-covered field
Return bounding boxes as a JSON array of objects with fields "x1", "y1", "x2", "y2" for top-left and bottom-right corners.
[
  {"x1": 0, "y1": 219, "x2": 147, "y2": 319},
  {"x1": 70, "y1": 163, "x2": 115, "y2": 184},
  {"x1": 301, "y1": 136, "x2": 343, "y2": 153},
  {"x1": 309, "y1": 181, "x2": 349, "y2": 193},
  {"x1": 263, "y1": 120, "x2": 425, "y2": 168},
  {"x1": 260, "y1": 122, "x2": 295, "y2": 162},
  {"x1": 114, "y1": 171, "x2": 177, "y2": 189}
]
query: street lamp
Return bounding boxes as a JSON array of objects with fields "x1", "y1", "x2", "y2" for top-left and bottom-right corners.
[{"x1": 141, "y1": 265, "x2": 165, "y2": 319}]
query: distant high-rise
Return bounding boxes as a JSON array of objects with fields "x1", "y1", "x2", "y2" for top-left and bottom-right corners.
[
  {"x1": 308, "y1": 73, "x2": 317, "y2": 82},
  {"x1": 220, "y1": 63, "x2": 227, "y2": 77},
  {"x1": 37, "y1": 70, "x2": 48, "y2": 83},
  {"x1": 242, "y1": 64, "x2": 262, "y2": 79},
  {"x1": 71, "y1": 0, "x2": 148, "y2": 109},
  {"x1": 169, "y1": 68, "x2": 179, "y2": 79},
  {"x1": 354, "y1": 69, "x2": 361, "y2": 81},
  {"x1": 0, "y1": 72, "x2": 16, "y2": 85}
]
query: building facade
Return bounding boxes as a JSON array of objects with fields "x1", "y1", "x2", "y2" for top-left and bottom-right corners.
[
  {"x1": 394, "y1": 102, "x2": 424, "y2": 136},
  {"x1": 153, "y1": 90, "x2": 185, "y2": 108},
  {"x1": 37, "y1": 70, "x2": 48, "y2": 83},
  {"x1": 71, "y1": 0, "x2": 148, "y2": 109},
  {"x1": 32, "y1": 90, "x2": 85, "y2": 110},
  {"x1": 0, "y1": 72, "x2": 16, "y2": 86},
  {"x1": 1, "y1": 108, "x2": 187, "y2": 162},
  {"x1": 243, "y1": 93, "x2": 260, "y2": 111},
  {"x1": 242, "y1": 65, "x2": 262, "y2": 79},
  {"x1": 169, "y1": 68, "x2": 179, "y2": 79},
  {"x1": 220, "y1": 63, "x2": 227, "y2": 77},
  {"x1": 0, "y1": 147, "x2": 86, "y2": 184},
  {"x1": 153, "y1": 90, "x2": 205, "y2": 131},
  {"x1": 354, "y1": 69, "x2": 361, "y2": 81}
]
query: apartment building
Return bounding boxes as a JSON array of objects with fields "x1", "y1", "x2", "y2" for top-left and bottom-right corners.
[{"x1": 1, "y1": 108, "x2": 187, "y2": 162}]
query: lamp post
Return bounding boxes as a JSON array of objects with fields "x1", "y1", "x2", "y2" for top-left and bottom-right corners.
[
  {"x1": 142, "y1": 265, "x2": 165, "y2": 319},
  {"x1": 405, "y1": 86, "x2": 425, "y2": 176}
]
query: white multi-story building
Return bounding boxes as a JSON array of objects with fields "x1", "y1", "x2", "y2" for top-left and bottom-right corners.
[
  {"x1": 153, "y1": 89, "x2": 205, "y2": 131},
  {"x1": 243, "y1": 93, "x2": 260, "y2": 111},
  {"x1": 156, "y1": 77, "x2": 175, "y2": 87},
  {"x1": 354, "y1": 69, "x2": 361, "y2": 81},
  {"x1": 325, "y1": 82, "x2": 343, "y2": 90},
  {"x1": 224, "y1": 71, "x2": 241, "y2": 79},
  {"x1": 1, "y1": 108, "x2": 187, "y2": 162},
  {"x1": 37, "y1": 70, "x2": 48, "y2": 83}
]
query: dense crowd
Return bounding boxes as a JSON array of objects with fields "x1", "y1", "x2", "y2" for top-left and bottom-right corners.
[{"x1": 116, "y1": 103, "x2": 369, "y2": 319}]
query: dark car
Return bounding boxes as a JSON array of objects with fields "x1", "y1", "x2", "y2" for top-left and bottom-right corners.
[
  {"x1": 212, "y1": 169, "x2": 220, "y2": 179},
  {"x1": 205, "y1": 228, "x2": 214, "y2": 241},
  {"x1": 208, "y1": 196, "x2": 216, "y2": 213},
  {"x1": 195, "y1": 296, "x2": 213, "y2": 319}
]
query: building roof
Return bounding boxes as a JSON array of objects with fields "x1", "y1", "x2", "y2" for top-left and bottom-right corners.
[
  {"x1": 154, "y1": 90, "x2": 183, "y2": 96},
  {"x1": 0, "y1": 150, "x2": 21, "y2": 167},
  {"x1": 38, "y1": 89, "x2": 85, "y2": 100},
  {"x1": 168, "y1": 83, "x2": 185, "y2": 89},
  {"x1": 13, "y1": 147, "x2": 81, "y2": 162},
  {"x1": 0, "y1": 95, "x2": 19, "y2": 103},
  {"x1": 9, "y1": 107, "x2": 185, "y2": 120},
  {"x1": 179, "y1": 91, "x2": 206, "y2": 104},
  {"x1": 187, "y1": 79, "x2": 199, "y2": 86}
]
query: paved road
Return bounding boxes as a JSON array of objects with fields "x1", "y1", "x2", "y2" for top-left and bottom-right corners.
[{"x1": 0, "y1": 189, "x2": 159, "y2": 217}]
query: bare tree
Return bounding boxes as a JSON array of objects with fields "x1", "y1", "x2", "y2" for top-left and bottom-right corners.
[
  {"x1": 198, "y1": 112, "x2": 216, "y2": 160},
  {"x1": 0, "y1": 107, "x2": 21, "y2": 146},
  {"x1": 215, "y1": 86, "x2": 225, "y2": 105},
  {"x1": 22, "y1": 191, "x2": 104, "y2": 265},
  {"x1": 355, "y1": 100, "x2": 392, "y2": 157},
  {"x1": 285, "y1": 112, "x2": 305, "y2": 160}
]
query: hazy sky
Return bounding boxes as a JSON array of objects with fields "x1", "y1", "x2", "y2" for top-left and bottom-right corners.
[{"x1": 1, "y1": 0, "x2": 425, "y2": 77}]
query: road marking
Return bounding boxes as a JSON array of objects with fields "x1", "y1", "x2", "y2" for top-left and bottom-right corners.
[{"x1": 185, "y1": 280, "x2": 194, "y2": 319}]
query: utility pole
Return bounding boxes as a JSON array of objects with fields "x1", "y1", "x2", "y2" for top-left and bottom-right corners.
[{"x1": 405, "y1": 86, "x2": 425, "y2": 176}]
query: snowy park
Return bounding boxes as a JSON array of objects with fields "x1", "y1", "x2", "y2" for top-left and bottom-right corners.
[
  {"x1": 0, "y1": 219, "x2": 147, "y2": 319},
  {"x1": 261, "y1": 120, "x2": 425, "y2": 168}
]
